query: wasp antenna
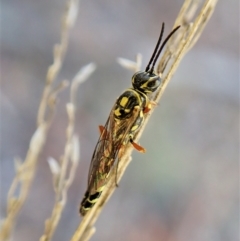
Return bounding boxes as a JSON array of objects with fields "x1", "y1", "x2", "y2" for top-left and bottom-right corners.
[
  {"x1": 149, "y1": 25, "x2": 181, "y2": 74},
  {"x1": 145, "y1": 22, "x2": 165, "y2": 73}
]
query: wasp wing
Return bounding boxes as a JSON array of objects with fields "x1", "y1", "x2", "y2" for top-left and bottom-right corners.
[{"x1": 86, "y1": 103, "x2": 141, "y2": 194}]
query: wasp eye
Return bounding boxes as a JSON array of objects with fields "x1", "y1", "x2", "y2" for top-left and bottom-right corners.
[{"x1": 147, "y1": 81, "x2": 156, "y2": 88}]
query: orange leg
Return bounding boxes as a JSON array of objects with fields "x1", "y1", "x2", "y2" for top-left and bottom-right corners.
[
  {"x1": 143, "y1": 101, "x2": 158, "y2": 113},
  {"x1": 98, "y1": 125, "x2": 105, "y2": 135},
  {"x1": 98, "y1": 125, "x2": 110, "y2": 140},
  {"x1": 130, "y1": 138, "x2": 146, "y2": 153}
]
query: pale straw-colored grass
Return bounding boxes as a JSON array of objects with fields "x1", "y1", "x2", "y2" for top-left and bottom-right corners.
[
  {"x1": 0, "y1": 0, "x2": 96, "y2": 240},
  {"x1": 39, "y1": 63, "x2": 96, "y2": 241}
]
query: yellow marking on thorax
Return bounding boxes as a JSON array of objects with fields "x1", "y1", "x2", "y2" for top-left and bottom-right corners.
[
  {"x1": 114, "y1": 108, "x2": 121, "y2": 116},
  {"x1": 120, "y1": 96, "x2": 129, "y2": 107}
]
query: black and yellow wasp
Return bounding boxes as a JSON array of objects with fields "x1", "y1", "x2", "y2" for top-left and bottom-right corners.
[{"x1": 80, "y1": 23, "x2": 180, "y2": 216}]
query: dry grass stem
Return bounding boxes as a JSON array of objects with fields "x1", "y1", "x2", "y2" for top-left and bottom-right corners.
[
  {"x1": 39, "y1": 65, "x2": 95, "y2": 241},
  {"x1": 117, "y1": 53, "x2": 142, "y2": 72},
  {"x1": 70, "y1": 63, "x2": 96, "y2": 105},
  {"x1": 37, "y1": 0, "x2": 80, "y2": 125},
  {"x1": 0, "y1": 1, "x2": 80, "y2": 240},
  {"x1": 70, "y1": 0, "x2": 218, "y2": 240},
  {"x1": 39, "y1": 63, "x2": 96, "y2": 241}
]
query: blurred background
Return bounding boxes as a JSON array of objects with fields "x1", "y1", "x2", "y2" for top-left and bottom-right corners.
[{"x1": 1, "y1": 0, "x2": 239, "y2": 241}]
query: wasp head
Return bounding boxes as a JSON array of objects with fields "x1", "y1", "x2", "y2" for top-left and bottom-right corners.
[
  {"x1": 131, "y1": 23, "x2": 180, "y2": 94},
  {"x1": 132, "y1": 71, "x2": 161, "y2": 94}
]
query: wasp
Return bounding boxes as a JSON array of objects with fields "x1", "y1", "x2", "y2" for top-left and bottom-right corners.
[{"x1": 80, "y1": 23, "x2": 180, "y2": 216}]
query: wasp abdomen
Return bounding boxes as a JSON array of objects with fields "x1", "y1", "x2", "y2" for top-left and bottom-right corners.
[{"x1": 80, "y1": 190, "x2": 103, "y2": 216}]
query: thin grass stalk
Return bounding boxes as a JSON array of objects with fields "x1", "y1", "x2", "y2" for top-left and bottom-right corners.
[
  {"x1": 0, "y1": 1, "x2": 80, "y2": 240},
  {"x1": 39, "y1": 64, "x2": 95, "y2": 241}
]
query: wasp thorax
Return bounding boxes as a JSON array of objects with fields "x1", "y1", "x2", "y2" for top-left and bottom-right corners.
[{"x1": 132, "y1": 71, "x2": 161, "y2": 93}]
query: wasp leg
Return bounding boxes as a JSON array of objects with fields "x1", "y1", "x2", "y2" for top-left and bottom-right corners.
[
  {"x1": 130, "y1": 138, "x2": 146, "y2": 153},
  {"x1": 98, "y1": 125, "x2": 110, "y2": 141},
  {"x1": 98, "y1": 125, "x2": 105, "y2": 135},
  {"x1": 143, "y1": 101, "x2": 158, "y2": 113}
]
